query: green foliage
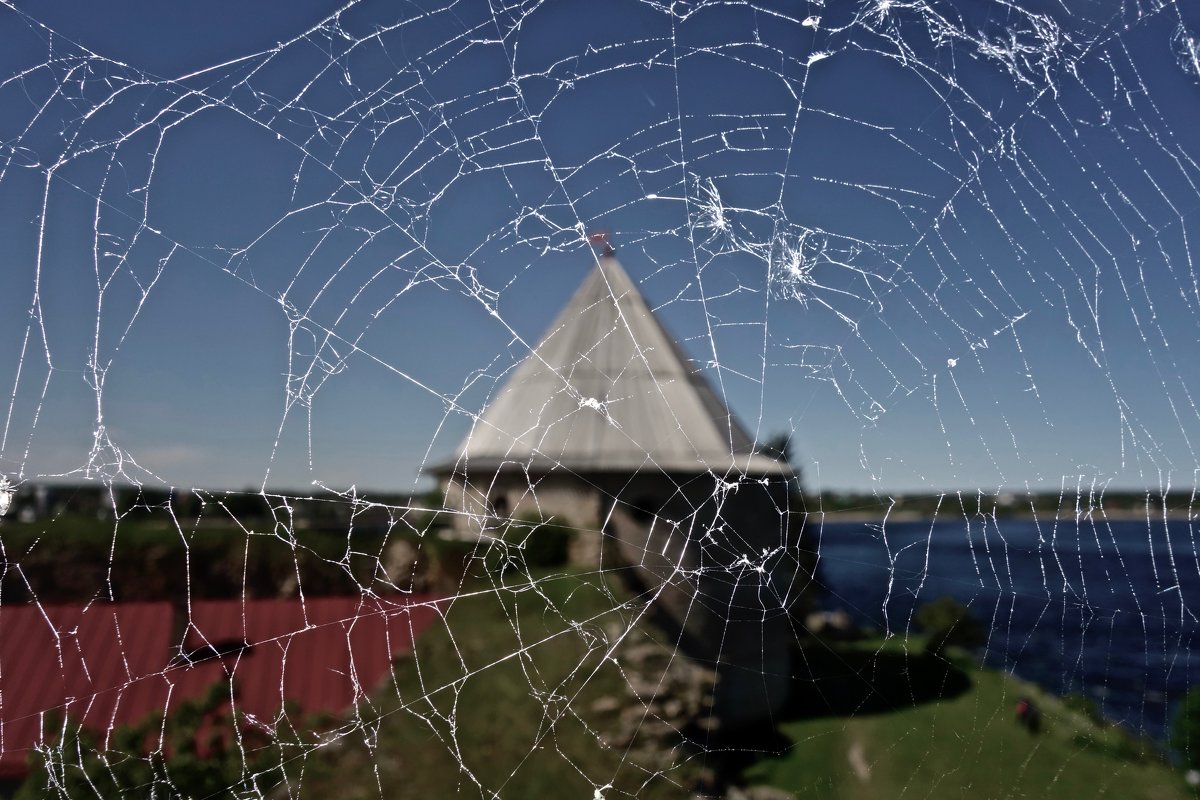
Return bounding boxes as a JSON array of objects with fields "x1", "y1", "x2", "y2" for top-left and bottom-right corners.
[
  {"x1": 414, "y1": 486, "x2": 449, "y2": 533},
  {"x1": 758, "y1": 432, "x2": 794, "y2": 465},
  {"x1": 914, "y1": 595, "x2": 986, "y2": 655},
  {"x1": 1172, "y1": 684, "x2": 1200, "y2": 770},
  {"x1": 494, "y1": 515, "x2": 574, "y2": 571},
  {"x1": 0, "y1": 509, "x2": 419, "y2": 603},
  {"x1": 759, "y1": 431, "x2": 804, "y2": 494},
  {"x1": 426, "y1": 536, "x2": 478, "y2": 583},
  {"x1": 16, "y1": 680, "x2": 297, "y2": 800}
]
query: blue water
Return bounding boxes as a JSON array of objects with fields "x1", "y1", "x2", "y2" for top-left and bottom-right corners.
[{"x1": 810, "y1": 517, "x2": 1200, "y2": 739}]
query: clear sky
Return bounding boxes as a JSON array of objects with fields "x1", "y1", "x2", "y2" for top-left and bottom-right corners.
[{"x1": 1, "y1": 0, "x2": 1198, "y2": 496}]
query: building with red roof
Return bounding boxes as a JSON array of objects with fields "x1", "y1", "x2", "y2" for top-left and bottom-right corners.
[{"x1": 0, "y1": 596, "x2": 438, "y2": 779}]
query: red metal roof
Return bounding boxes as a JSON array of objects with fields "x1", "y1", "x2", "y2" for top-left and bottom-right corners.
[
  {"x1": 175, "y1": 596, "x2": 440, "y2": 725},
  {"x1": 0, "y1": 602, "x2": 173, "y2": 778},
  {"x1": 0, "y1": 596, "x2": 439, "y2": 779}
]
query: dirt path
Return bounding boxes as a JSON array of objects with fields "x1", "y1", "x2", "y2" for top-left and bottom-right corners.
[{"x1": 847, "y1": 740, "x2": 871, "y2": 783}]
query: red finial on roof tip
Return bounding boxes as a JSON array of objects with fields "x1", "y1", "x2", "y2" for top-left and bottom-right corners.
[{"x1": 588, "y1": 230, "x2": 615, "y2": 257}]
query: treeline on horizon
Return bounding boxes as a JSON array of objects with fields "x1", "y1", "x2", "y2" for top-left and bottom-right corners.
[
  {"x1": 815, "y1": 488, "x2": 1197, "y2": 517},
  {"x1": 1, "y1": 481, "x2": 1193, "y2": 606},
  {"x1": 0, "y1": 483, "x2": 463, "y2": 606},
  {"x1": 4, "y1": 481, "x2": 1195, "y2": 524},
  {"x1": 1, "y1": 482, "x2": 424, "y2": 530}
]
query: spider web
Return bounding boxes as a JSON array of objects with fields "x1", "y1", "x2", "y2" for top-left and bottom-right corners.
[{"x1": 1, "y1": 0, "x2": 1199, "y2": 797}]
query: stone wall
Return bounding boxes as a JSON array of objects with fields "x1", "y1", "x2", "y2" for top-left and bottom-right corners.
[
  {"x1": 597, "y1": 472, "x2": 803, "y2": 730},
  {"x1": 440, "y1": 467, "x2": 812, "y2": 730}
]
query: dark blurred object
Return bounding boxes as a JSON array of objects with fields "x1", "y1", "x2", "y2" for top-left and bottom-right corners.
[{"x1": 1016, "y1": 696, "x2": 1041, "y2": 734}]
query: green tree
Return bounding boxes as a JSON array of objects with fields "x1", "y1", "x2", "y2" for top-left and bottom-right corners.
[
  {"x1": 758, "y1": 431, "x2": 794, "y2": 465},
  {"x1": 759, "y1": 430, "x2": 805, "y2": 502},
  {"x1": 490, "y1": 514, "x2": 574, "y2": 572}
]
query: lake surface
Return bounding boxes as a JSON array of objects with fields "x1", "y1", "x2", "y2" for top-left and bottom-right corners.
[{"x1": 811, "y1": 517, "x2": 1200, "y2": 739}]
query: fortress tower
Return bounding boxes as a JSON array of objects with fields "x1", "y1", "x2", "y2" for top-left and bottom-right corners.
[{"x1": 436, "y1": 247, "x2": 808, "y2": 729}]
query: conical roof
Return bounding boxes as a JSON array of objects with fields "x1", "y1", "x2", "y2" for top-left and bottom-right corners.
[{"x1": 446, "y1": 253, "x2": 788, "y2": 476}]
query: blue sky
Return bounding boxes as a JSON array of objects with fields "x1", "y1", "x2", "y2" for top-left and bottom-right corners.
[{"x1": 1, "y1": 0, "x2": 1199, "y2": 495}]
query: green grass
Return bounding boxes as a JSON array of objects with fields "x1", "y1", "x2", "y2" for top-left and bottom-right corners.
[
  {"x1": 300, "y1": 576, "x2": 1192, "y2": 800},
  {"x1": 744, "y1": 639, "x2": 1188, "y2": 800},
  {"x1": 303, "y1": 568, "x2": 698, "y2": 799}
]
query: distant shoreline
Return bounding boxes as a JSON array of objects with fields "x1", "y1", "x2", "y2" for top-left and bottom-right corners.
[{"x1": 808, "y1": 509, "x2": 1197, "y2": 524}]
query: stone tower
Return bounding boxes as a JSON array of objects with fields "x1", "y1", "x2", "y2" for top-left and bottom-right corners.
[{"x1": 436, "y1": 249, "x2": 807, "y2": 730}]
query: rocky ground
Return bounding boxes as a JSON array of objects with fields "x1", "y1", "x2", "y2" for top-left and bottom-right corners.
[{"x1": 594, "y1": 624, "x2": 798, "y2": 800}]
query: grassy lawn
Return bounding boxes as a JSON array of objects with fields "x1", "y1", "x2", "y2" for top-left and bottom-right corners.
[
  {"x1": 744, "y1": 639, "x2": 1189, "y2": 799},
  {"x1": 298, "y1": 570, "x2": 1192, "y2": 800},
  {"x1": 302, "y1": 567, "x2": 699, "y2": 799}
]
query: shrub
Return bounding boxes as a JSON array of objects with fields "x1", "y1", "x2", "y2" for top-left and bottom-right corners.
[
  {"x1": 914, "y1": 596, "x2": 986, "y2": 655},
  {"x1": 487, "y1": 515, "x2": 573, "y2": 573},
  {"x1": 15, "y1": 680, "x2": 303, "y2": 800}
]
